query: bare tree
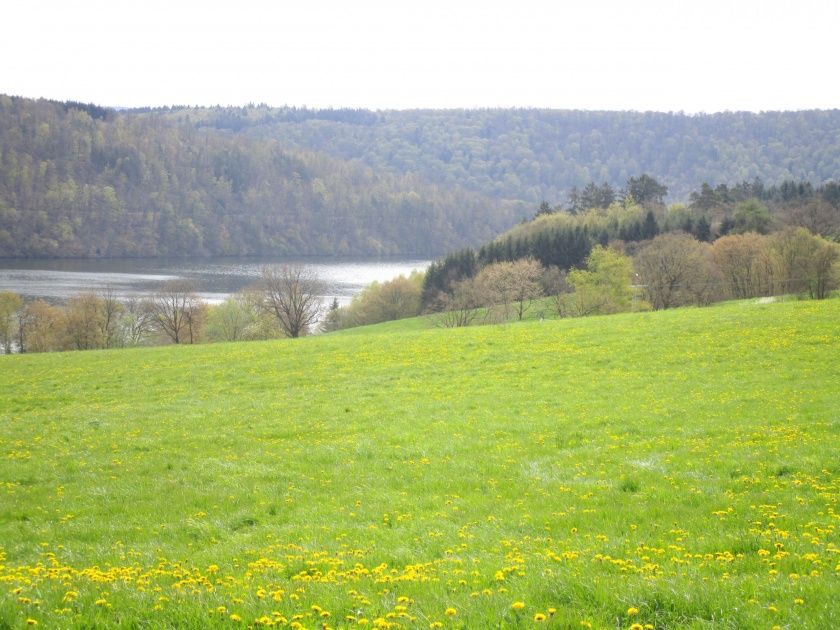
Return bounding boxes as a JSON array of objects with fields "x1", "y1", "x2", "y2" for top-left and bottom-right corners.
[
  {"x1": 474, "y1": 259, "x2": 544, "y2": 322},
  {"x1": 64, "y1": 293, "x2": 104, "y2": 350},
  {"x1": 510, "y1": 259, "x2": 544, "y2": 320},
  {"x1": 150, "y1": 280, "x2": 206, "y2": 344},
  {"x1": 711, "y1": 233, "x2": 776, "y2": 299},
  {"x1": 435, "y1": 279, "x2": 481, "y2": 328},
  {"x1": 98, "y1": 288, "x2": 124, "y2": 348},
  {"x1": 120, "y1": 297, "x2": 157, "y2": 347},
  {"x1": 19, "y1": 300, "x2": 64, "y2": 353},
  {"x1": 783, "y1": 199, "x2": 840, "y2": 240},
  {"x1": 634, "y1": 233, "x2": 720, "y2": 309},
  {"x1": 258, "y1": 265, "x2": 324, "y2": 338},
  {"x1": 771, "y1": 227, "x2": 840, "y2": 299}
]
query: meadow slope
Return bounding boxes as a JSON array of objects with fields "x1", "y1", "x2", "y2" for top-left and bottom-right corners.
[{"x1": 0, "y1": 299, "x2": 838, "y2": 629}]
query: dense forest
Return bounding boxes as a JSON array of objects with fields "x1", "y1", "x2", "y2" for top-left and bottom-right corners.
[
  {"x1": 164, "y1": 105, "x2": 840, "y2": 203},
  {"x1": 0, "y1": 96, "x2": 520, "y2": 258},
  {"x1": 1, "y1": 95, "x2": 839, "y2": 259},
  {"x1": 421, "y1": 174, "x2": 840, "y2": 308}
]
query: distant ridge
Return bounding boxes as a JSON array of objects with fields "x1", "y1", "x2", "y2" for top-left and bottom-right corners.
[{"x1": 2, "y1": 95, "x2": 838, "y2": 258}]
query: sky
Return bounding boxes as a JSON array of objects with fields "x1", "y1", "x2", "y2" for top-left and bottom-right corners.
[{"x1": 2, "y1": 0, "x2": 838, "y2": 112}]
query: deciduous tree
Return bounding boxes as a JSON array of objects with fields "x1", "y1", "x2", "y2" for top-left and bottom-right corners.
[
  {"x1": 560, "y1": 246, "x2": 634, "y2": 316},
  {"x1": 258, "y1": 265, "x2": 324, "y2": 338},
  {"x1": 0, "y1": 291, "x2": 22, "y2": 354},
  {"x1": 710, "y1": 233, "x2": 776, "y2": 298},
  {"x1": 634, "y1": 233, "x2": 719, "y2": 309},
  {"x1": 150, "y1": 280, "x2": 206, "y2": 344}
]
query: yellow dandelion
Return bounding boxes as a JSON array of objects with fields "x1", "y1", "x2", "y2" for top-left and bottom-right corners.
[
  {"x1": 627, "y1": 607, "x2": 640, "y2": 616},
  {"x1": 548, "y1": 608, "x2": 557, "y2": 615},
  {"x1": 630, "y1": 624, "x2": 644, "y2": 630},
  {"x1": 444, "y1": 607, "x2": 457, "y2": 617},
  {"x1": 26, "y1": 621, "x2": 38, "y2": 627},
  {"x1": 534, "y1": 613, "x2": 547, "y2": 622},
  {"x1": 230, "y1": 613, "x2": 242, "y2": 622},
  {"x1": 512, "y1": 601, "x2": 526, "y2": 611}
]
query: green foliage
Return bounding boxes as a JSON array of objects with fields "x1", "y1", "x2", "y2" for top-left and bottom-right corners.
[
  {"x1": 338, "y1": 271, "x2": 424, "y2": 328},
  {"x1": 173, "y1": 105, "x2": 840, "y2": 203},
  {"x1": 205, "y1": 294, "x2": 279, "y2": 342},
  {"x1": 562, "y1": 246, "x2": 634, "y2": 316},
  {"x1": 0, "y1": 96, "x2": 520, "y2": 257},
  {"x1": 421, "y1": 248, "x2": 478, "y2": 308},
  {"x1": 625, "y1": 174, "x2": 668, "y2": 206},
  {"x1": 733, "y1": 198, "x2": 773, "y2": 234},
  {"x1": 0, "y1": 299, "x2": 838, "y2": 627}
]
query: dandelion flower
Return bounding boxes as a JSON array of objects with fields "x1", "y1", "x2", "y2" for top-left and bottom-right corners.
[
  {"x1": 511, "y1": 601, "x2": 526, "y2": 611},
  {"x1": 444, "y1": 607, "x2": 457, "y2": 617},
  {"x1": 534, "y1": 613, "x2": 547, "y2": 622},
  {"x1": 627, "y1": 607, "x2": 640, "y2": 616}
]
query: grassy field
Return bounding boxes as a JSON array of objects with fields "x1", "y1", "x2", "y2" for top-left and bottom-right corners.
[{"x1": 0, "y1": 298, "x2": 838, "y2": 629}]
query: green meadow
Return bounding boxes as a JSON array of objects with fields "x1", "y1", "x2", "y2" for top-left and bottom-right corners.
[{"x1": 1, "y1": 299, "x2": 838, "y2": 629}]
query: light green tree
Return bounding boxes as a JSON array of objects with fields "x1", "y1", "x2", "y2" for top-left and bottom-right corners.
[
  {"x1": 560, "y1": 246, "x2": 634, "y2": 316},
  {"x1": 733, "y1": 198, "x2": 772, "y2": 234}
]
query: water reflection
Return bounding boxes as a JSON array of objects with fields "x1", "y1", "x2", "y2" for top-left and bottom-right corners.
[{"x1": 0, "y1": 257, "x2": 430, "y2": 305}]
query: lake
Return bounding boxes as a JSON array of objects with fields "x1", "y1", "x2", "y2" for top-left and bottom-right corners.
[{"x1": 0, "y1": 257, "x2": 431, "y2": 306}]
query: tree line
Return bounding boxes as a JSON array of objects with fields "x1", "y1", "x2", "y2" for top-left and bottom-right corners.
[
  {"x1": 0, "y1": 266, "x2": 325, "y2": 354},
  {"x1": 172, "y1": 105, "x2": 840, "y2": 203},
  {"x1": 0, "y1": 95, "x2": 520, "y2": 259},
  {"x1": 418, "y1": 227, "x2": 838, "y2": 330},
  {"x1": 381, "y1": 175, "x2": 840, "y2": 328},
  {"x1": 320, "y1": 170, "x2": 839, "y2": 332}
]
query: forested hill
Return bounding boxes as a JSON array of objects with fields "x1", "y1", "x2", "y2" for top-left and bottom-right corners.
[
  {"x1": 165, "y1": 106, "x2": 840, "y2": 204},
  {"x1": 0, "y1": 96, "x2": 521, "y2": 258},
  {"x1": 2, "y1": 96, "x2": 839, "y2": 259}
]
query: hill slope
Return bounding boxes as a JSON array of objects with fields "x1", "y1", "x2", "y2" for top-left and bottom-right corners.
[
  {"x1": 1, "y1": 299, "x2": 839, "y2": 627},
  {"x1": 178, "y1": 106, "x2": 840, "y2": 203},
  {"x1": 0, "y1": 96, "x2": 521, "y2": 258}
]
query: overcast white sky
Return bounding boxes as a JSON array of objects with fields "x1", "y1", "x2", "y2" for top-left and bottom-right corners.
[{"x1": 2, "y1": 0, "x2": 838, "y2": 112}]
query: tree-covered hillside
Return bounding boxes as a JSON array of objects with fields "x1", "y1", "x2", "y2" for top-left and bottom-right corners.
[
  {"x1": 3, "y1": 96, "x2": 839, "y2": 259},
  {"x1": 169, "y1": 106, "x2": 840, "y2": 203},
  {"x1": 0, "y1": 96, "x2": 521, "y2": 258}
]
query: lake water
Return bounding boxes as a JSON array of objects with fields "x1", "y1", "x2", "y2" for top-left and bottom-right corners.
[{"x1": 0, "y1": 257, "x2": 431, "y2": 306}]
